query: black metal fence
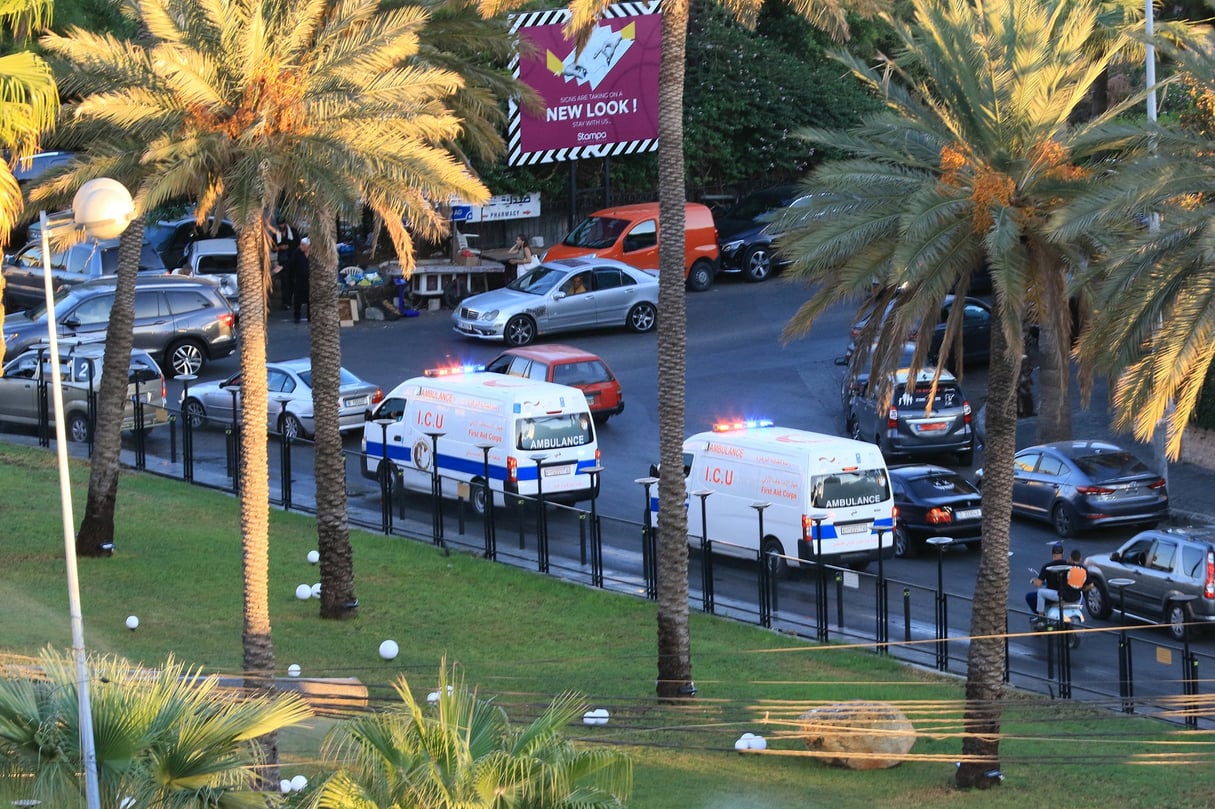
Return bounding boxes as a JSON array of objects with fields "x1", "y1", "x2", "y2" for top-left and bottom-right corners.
[{"x1": 46, "y1": 393, "x2": 1215, "y2": 728}]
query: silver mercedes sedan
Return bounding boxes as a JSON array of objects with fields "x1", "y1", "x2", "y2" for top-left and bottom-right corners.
[{"x1": 451, "y1": 257, "x2": 658, "y2": 347}]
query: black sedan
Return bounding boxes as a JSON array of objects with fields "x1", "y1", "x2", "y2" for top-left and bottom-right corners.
[
  {"x1": 889, "y1": 464, "x2": 983, "y2": 558},
  {"x1": 975, "y1": 440, "x2": 1169, "y2": 537}
]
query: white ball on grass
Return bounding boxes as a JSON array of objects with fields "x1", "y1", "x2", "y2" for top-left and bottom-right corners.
[
  {"x1": 295, "y1": 584, "x2": 312, "y2": 600},
  {"x1": 287, "y1": 664, "x2": 301, "y2": 677},
  {"x1": 379, "y1": 639, "x2": 399, "y2": 660},
  {"x1": 125, "y1": 615, "x2": 139, "y2": 630},
  {"x1": 306, "y1": 549, "x2": 320, "y2": 564}
]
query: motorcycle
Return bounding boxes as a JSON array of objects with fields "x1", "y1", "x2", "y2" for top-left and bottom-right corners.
[{"x1": 1027, "y1": 567, "x2": 1085, "y2": 648}]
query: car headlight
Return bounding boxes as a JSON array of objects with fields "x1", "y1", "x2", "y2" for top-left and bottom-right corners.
[
  {"x1": 721, "y1": 239, "x2": 744, "y2": 252},
  {"x1": 480, "y1": 310, "x2": 499, "y2": 322}
]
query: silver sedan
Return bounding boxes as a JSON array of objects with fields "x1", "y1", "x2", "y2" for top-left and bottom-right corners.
[
  {"x1": 181, "y1": 358, "x2": 381, "y2": 440},
  {"x1": 451, "y1": 257, "x2": 658, "y2": 347}
]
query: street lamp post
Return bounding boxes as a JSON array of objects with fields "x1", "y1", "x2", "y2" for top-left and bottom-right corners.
[
  {"x1": 692, "y1": 489, "x2": 714, "y2": 613},
  {"x1": 276, "y1": 398, "x2": 293, "y2": 510},
  {"x1": 424, "y1": 431, "x2": 445, "y2": 547},
  {"x1": 531, "y1": 453, "x2": 549, "y2": 573},
  {"x1": 636, "y1": 476, "x2": 659, "y2": 600},
  {"x1": 1108, "y1": 577, "x2": 1136, "y2": 712},
  {"x1": 226, "y1": 386, "x2": 240, "y2": 490},
  {"x1": 585, "y1": 465, "x2": 604, "y2": 587},
  {"x1": 808, "y1": 510, "x2": 829, "y2": 642},
  {"x1": 41, "y1": 177, "x2": 136, "y2": 809},
  {"x1": 927, "y1": 536, "x2": 953, "y2": 671},
  {"x1": 875, "y1": 527, "x2": 888, "y2": 654},
  {"x1": 752, "y1": 502, "x2": 773, "y2": 628},
  {"x1": 476, "y1": 443, "x2": 497, "y2": 561},
  {"x1": 176, "y1": 374, "x2": 197, "y2": 482},
  {"x1": 374, "y1": 419, "x2": 395, "y2": 534}
]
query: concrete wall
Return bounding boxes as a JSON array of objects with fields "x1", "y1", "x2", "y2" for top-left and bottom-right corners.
[{"x1": 1182, "y1": 425, "x2": 1215, "y2": 470}]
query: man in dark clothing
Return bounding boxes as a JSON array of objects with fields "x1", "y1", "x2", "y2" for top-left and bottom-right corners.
[
  {"x1": 288, "y1": 236, "x2": 311, "y2": 323},
  {"x1": 269, "y1": 215, "x2": 297, "y2": 308},
  {"x1": 1025, "y1": 542, "x2": 1067, "y2": 614}
]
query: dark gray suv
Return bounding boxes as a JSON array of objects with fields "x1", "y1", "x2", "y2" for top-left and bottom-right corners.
[
  {"x1": 1085, "y1": 527, "x2": 1215, "y2": 641},
  {"x1": 3, "y1": 275, "x2": 237, "y2": 375}
]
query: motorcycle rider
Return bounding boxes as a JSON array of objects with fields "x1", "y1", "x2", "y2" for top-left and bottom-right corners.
[{"x1": 1025, "y1": 542, "x2": 1067, "y2": 615}]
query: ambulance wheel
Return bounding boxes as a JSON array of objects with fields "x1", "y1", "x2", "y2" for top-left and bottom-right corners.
[
  {"x1": 761, "y1": 537, "x2": 789, "y2": 579},
  {"x1": 471, "y1": 478, "x2": 489, "y2": 516},
  {"x1": 505, "y1": 315, "x2": 536, "y2": 346}
]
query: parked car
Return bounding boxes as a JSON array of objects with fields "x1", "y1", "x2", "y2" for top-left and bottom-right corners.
[
  {"x1": 0, "y1": 340, "x2": 166, "y2": 442},
  {"x1": 1084, "y1": 527, "x2": 1215, "y2": 641},
  {"x1": 3, "y1": 275, "x2": 238, "y2": 376},
  {"x1": 2, "y1": 237, "x2": 167, "y2": 313},
  {"x1": 543, "y1": 202, "x2": 720, "y2": 291},
  {"x1": 181, "y1": 358, "x2": 381, "y2": 440},
  {"x1": 975, "y1": 440, "x2": 1169, "y2": 537},
  {"x1": 146, "y1": 215, "x2": 236, "y2": 271},
  {"x1": 5, "y1": 151, "x2": 76, "y2": 249},
  {"x1": 485, "y1": 344, "x2": 624, "y2": 423},
  {"x1": 715, "y1": 185, "x2": 807, "y2": 282},
  {"x1": 888, "y1": 464, "x2": 983, "y2": 557},
  {"x1": 845, "y1": 367, "x2": 976, "y2": 465},
  {"x1": 847, "y1": 293, "x2": 992, "y2": 369},
  {"x1": 451, "y1": 257, "x2": 658, "y2": 347},
  {"x1": 174, "y1": 237, "x2": 239, "y2": 311}
]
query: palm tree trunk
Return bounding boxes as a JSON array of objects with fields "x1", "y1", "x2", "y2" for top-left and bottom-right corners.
[
  {"x1": 956, "y1": 296, "x2": 1020, "y2": 789},
  {"x1": 78, "y1": 219, "x2": 145, "y2": 557},
  {"x1": 654, "y1": 0, "x2": 693, "y2": 702},
  {"x1": 1034, "y1": 261, "x2": 1072, "y2": 443},
  {"x1": 308, "y1": 213, "x2": 358, "y2": 619},
  {"x1": 235, "y1": 219, "x2": 277, "y2": 786}
]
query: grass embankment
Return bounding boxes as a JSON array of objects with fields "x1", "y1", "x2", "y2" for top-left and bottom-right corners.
[{"x1": 2, "y1": 443, "x2": 1213, "y2": 808}]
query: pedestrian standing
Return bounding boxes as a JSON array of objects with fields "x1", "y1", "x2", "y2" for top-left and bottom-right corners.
[
  {"x1": 289, "y1": 237, "x2": 311, "y2": 323},
  {"x1": 268, "y1": 214, "x2": 297, "y2": 309}
]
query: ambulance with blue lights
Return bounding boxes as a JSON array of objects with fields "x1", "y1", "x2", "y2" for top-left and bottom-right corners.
[
  {"x1": 665, "y1": 420, "x2": 894, "y2": 575},
  {"x1": 361, "y1": 365, "x2": 600, "y2": 513}
]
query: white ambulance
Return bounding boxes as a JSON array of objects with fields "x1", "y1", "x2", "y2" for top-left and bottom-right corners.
[
  {"x1": 665, "y1": 419, "x2": 894, "y2": 575},
  {"x1": 360, "y1": 366, "x2": 600, "y2": 512}
]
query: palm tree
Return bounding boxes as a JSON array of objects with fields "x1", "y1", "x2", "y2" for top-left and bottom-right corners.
[
  {"x1": 774, "y1": 0, "x2": 1135, "y2": 786},
  {"x1": 1062, "y1": 26, "x2": 1215, "y2": 461},
  {"x1": 0, "y1": 648, "x2": 312, "y2": 808},
  {"x1": 310, "y1": 662, "x2": 632, "y2": 809},
  {"x1": 40, "y1": 0, "x2": 488, "y2": 747},
  {"x1": 0, "y1": 0, "x2": 58, "y2": 368},
  {"x1": 479, "y1": 0, "x2": 871, "y2": 706}
]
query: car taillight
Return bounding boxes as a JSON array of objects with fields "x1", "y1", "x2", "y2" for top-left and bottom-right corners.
[
  {"x1": 926, "y1": 507, "x2": 953, "y2": 525},
  {"x1": 595, "y1": 447, "x2": 601, "y2": 463},
  {"x1": 371, "y1": 388, "x2": 383, "y2": 405},
  {"x1": 161, "y1": 379, "x2": 166, "y2": 401},
  {"x1": 217, "y1": 312, "x2": 236, "y2": 329},
  {"x1": 887, "y1": 408, "x2": 898, "y2": 429},
  {"x1": 963, "y1": 400, "x2": 972, "y2": 425},
  {"x1": 1149, "y1": 478, "x2": 1167, "y2": 490},
  {"x1": 1205, "y1": 549, "x2": 1215, "y2": 600},
  {"x1": 1075, "y1": 485, "x2": 1115, "y2": 495},
  {"x1": 507, "y1": 456, "x2": 517, "y2": 483},
  {"x1": 892, "y1": 505, "x2": 900, "y2": 524}
]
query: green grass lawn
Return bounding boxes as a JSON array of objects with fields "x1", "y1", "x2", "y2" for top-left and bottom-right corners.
[{"x1": 3, "y1": 443, "x2": 1214, "y2": 808}]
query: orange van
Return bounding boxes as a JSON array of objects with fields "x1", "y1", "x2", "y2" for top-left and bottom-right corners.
[{"x1": 544, "y1": 201, "x2": 720, "y2": 291}]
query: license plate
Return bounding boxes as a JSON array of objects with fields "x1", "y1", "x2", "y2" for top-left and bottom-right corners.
[
  {"x1": 543, "y1": 464, "x2": 573, "y2": 477},
  {"x1": 838, "y1": 522, "x2": 870, "y2": 535},
  {"x1": 344, "y1": 396, "x2": 369, "y2": 408},
  {"x1": 956, "y1": 508, "x2": 981, "y2": 520},
  {"x1": 918, "y1": 421, "x2": 947, "y2": 432}
]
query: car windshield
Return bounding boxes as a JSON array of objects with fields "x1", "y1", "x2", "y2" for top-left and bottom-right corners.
[
  {"x1": 723, "y1": 193, "x2": 783, "y2": 222},
  {"x1": 906, "y1": 473, "x2": 978, "y2": 498},
  {"x1": 810, "y1": 469, "x2": 890, "y2": 509},
  {"x1": 507, "y1": 266, "x2": 567, "y2": 296},
  {"x1": 897, "y1": 383, "x2": 963, "y2": 409},
  {"x1": 516, "y1": 413, "x2": 594, "y2": 451},
  {"x1": 562, "y1": 215, "x2": 628, "y2": 249},
  {"x1": 23, "y1": 285, "x2": 87, "y2": 322},
  {"x1": 1074, "y1": 451, "x2": 1150, "y2": 480}
]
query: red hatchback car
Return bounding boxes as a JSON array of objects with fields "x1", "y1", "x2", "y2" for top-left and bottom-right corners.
[{"x1": 484, "y1": 344, "x2": 624, "y2": 423}]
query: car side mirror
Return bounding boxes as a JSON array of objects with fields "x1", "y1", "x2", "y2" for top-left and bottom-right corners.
[
  {"x1": 62, "y1": 316, "x2": 80, "y2": 329},
  {"x1": 1110, "y1": 551, "x2": 1121, "y2": 563},
  {"x1": 364, "y1": 408, "x2": 374, "y2": 422},
  {"x1": 553, "y1": 291, "x2": 567, "y2": 300},
  {"x1": 649, "y1": 463, "x2": 659, "y2": 477},
  {"x1": 834, "y1": 356, "x2": 847, "y2": 366}
]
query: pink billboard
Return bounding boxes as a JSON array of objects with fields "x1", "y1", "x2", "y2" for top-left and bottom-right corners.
[{"x1": 508, "y1": 4, "x2": 662, "y2": 165}]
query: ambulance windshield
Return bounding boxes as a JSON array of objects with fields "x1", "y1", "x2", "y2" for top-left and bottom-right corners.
[
  {"x1": 517, "y1": 412, "x2": 594, "y2": 451},
  {"x1": 810, "y1": 469, "x2": 889, "y2": 510}
]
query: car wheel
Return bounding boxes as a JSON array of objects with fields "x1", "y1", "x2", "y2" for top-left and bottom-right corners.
[
  {"x1": 504, "y1": 315, "x2": 536, "y2": 347},
  {"x1": 1168, "y1": 601, "x2": 1190, "y2": 641},
  {"x1": 592, "y1": 412, "x2": 610, "y2": 425},
  {"x1": 279, "y1": 412, "x2": 305, "y2": 441},
  {"x1": 1084, "y1": 580, "x2": 1112, "y2": 619},
  {"x1": 183, "y1": 398, "x2": 207, "y2": 430},
  {"x1": 761, "y1": 537, "x2": 789, "y2": 579},
  {"x1": 743, "y1": 246, "x2": 773, "y2": 282},
  {"x1": 167, "y1": 339, "x2": 206, "y2": 376},
  {"x1": 67, "y1": 411, "x2": 91, "y2": 443},
  {"x1": 1051, "y1": 501, "x2": 1078, "y2": 538},
  {"x1": 893, "y1": 526, "x2": 917, "y2": 558},
  {"x1": 686, "y1": 259, "x2": 714, "y2": 292},
  {"x1": 627, "y1": 302, "x2": 657, "y2": 333}
]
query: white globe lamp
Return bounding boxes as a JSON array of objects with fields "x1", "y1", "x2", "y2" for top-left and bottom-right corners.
[{"x1": 72, "y1": 178, "x2": 135, "y2": 240}]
